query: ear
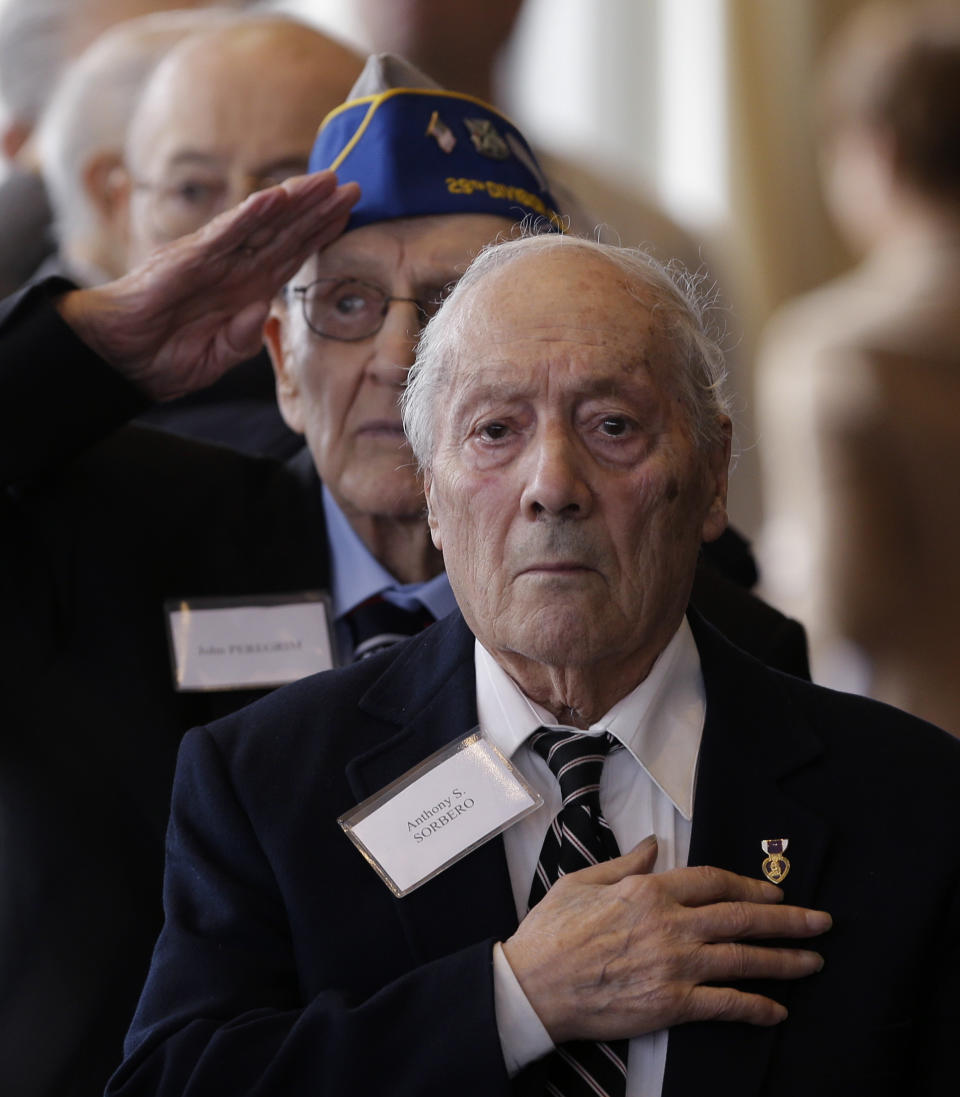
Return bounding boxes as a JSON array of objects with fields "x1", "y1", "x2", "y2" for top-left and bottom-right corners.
[
  {"x1": 700, "y1": 416, "x2": 731, "y2": 544},
  {"x1": 83, "y1": 156, "x2": 131, "y2": 275},
  {"x1": 83, "y1": 153, "x2": 126, "y2": 222},
  {"x1": 263, "y1": 302, "x2": 306, "y2": 435},
  {"x1": 423, "y1": 468, "x2": 443, "y2": 551},
  {"x1": 2, "y1": 120, "x2": 31, "y2": 161}
]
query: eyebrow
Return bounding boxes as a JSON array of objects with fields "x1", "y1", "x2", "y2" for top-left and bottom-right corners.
[{"x1": 165, "y1": 151, "x2": 224, "y2": 171}]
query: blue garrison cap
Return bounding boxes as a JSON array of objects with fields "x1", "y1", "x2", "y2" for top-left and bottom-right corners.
[{"x1": 308, "y1": 53, "x2": 563, "y2": 233}]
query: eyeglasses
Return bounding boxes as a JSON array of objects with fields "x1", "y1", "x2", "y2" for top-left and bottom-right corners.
[
  {"x1": 132, "y1": 167, "x2": 304, "y2": 241},
  {"x1": 291, "y1": 278, "x2": 454, "y2": 342}
]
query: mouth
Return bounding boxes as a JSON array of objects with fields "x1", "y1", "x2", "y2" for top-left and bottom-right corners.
[{"x1": 519, "y1": 562, "x2": 596, "y2": 577}]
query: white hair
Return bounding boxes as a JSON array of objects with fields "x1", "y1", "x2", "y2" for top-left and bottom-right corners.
[
  {"x1": 401, "y1": 232, "x2": 732, "y2": 468},
  {"x1": 36, "y1": 9, "x2": 242, "y2": 255}
]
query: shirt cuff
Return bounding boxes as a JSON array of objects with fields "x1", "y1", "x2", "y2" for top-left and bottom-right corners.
[{"x1": 492, "y1": 940, "x2": 555, "y2": 1077}]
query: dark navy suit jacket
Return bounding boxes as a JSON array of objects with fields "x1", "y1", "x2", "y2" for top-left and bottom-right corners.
[{"x1": 109, "y1": 612, "x2": 960, "y2": 1097}]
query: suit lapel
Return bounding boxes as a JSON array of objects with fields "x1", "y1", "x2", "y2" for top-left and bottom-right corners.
[
  {"x1": 663, "y1": 615, "x2": 833, "y2": 1097},
  {"x1": 345, "y1": 613, "x2": 519, "y2": 965}
]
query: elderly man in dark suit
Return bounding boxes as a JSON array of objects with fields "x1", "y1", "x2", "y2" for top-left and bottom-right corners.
[{"x1": 106, "y1": 233, "x2": 960, "y2": 1097}]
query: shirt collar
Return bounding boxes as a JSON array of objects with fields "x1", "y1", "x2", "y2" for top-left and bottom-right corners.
[
  {"x1": 321, "y1": 485, "x2": 457, "y2": 622},
  {"x1": 475, "y1": 618, "x2": 705, "y2": 818}
]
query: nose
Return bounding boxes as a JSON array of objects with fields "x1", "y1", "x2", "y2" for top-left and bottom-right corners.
[
  {"x1": 367, "y1": 299, "x2": 421, "y2": 385},
  {"x1": 520, "y1": 426, "x2": 592, "y2": 519}
]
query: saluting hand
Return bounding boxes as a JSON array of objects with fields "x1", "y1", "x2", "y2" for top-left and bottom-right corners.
[{"x1": 56, "y1": 171, "x2": 359, "y2": 401}]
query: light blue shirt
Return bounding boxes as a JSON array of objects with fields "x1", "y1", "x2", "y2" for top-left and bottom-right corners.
[{"x1": 322, "y1": 486, "x2": 456, "y2": 661}]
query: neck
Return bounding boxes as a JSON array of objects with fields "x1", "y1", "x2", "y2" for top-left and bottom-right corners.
[
  {"x1": 493, "y1": 646, "x2": 666, "y2": 729},
  {"x1": 349, "y1": 511, "x2": 444, "y2": 585}
]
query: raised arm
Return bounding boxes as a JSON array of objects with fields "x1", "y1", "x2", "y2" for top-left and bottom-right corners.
[
  {"x1": 1, "y1": 172, "x2": 357, "y2": 483},
  {"x1": 57, "y1": 172, "x2": 358, "y2": 401}
]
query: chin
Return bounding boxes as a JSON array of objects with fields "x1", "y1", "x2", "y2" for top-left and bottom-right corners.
[
  {"x1": 338, "y1": 467, "x2": 424, "y2": 521},
  {"x1": 354, "y1": 489, "x2": 425, "y2": 523},
  {"x1": 501, "y1": 609, "x2": 613, "y2": 667}
]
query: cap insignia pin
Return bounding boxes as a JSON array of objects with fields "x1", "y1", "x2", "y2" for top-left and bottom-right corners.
[
  {"x1": 761, "y1": 838, "x2": 791, "y2": 884},
  {"x1": 425, "y1": 111, "x2": 457, "y2": 153},
  {"x1": 464, "y1": 117, "x2": 510, "y2": 161}
]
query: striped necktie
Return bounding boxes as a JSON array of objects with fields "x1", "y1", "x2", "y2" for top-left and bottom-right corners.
[{"x1": 528, "y1": 728, "x2": 628, "y2": 1097}]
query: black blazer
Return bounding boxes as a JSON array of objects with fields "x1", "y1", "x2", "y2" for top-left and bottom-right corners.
[{"x1": 109, "y1": 612, "x2": 960, "y2": 1097}]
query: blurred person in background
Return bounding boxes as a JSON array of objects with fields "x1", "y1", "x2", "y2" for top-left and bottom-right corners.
[
  {"x1": 0, "y1": 0, "x2": 258, "y2": 296},
  {"x1": 757, "y1": 1, "x2": 960, "y2": 736}
]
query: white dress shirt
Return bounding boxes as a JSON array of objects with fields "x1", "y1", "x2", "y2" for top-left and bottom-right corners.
[{"x1": 476, "y1": 619, "x2": 706, "y2": 1096}]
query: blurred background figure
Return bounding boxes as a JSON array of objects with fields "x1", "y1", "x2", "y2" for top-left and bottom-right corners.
[
  {"x1": 115, "y1": 15, "x2": 363, "y2": 453},
  {"x1": 757, "y1": 1, "x2": 960, "y2": 735},
  {"x1": 33, "y1": 7, "x2": 243, "y2": 286},
  {"x1": 348, "y1": 0, "x2": 708, "y2": 273},
  {"x1": 0, "y1": 0, "x2": 260, "y2": 296}
]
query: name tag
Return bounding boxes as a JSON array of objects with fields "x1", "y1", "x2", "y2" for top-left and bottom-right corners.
[
  {"x1": 340, "y1": 730, "x2": 542, "y2": 897},
  {"x1": 166, "y1": 592, "x2": 335, "y2": 691}
]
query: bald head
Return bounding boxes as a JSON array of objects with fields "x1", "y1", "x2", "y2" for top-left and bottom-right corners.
[{"x1": 124, "y1": 18, "x2": 363, "y2": 266}]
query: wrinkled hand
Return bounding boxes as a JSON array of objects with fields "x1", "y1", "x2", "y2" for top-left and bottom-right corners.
[
  {"x1": 56, "y1": 171, "x2": 359, "y2": 401},
  {"x1": 502, "y1": 835, "x2": 831, "y2": 1044}
]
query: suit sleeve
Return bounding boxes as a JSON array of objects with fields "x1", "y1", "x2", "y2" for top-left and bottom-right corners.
[
  {"x1": 106, "y1": 727, "x2": 512, "y2": 1097},
  {"x1": 0, "y1": 278, "x2": 149, "y2": 487}
]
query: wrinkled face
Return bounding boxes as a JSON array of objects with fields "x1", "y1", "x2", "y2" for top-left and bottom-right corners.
[
  {"x1": 265, "y1": 213, "x2": 514, "y2": 524},
  {"x1": 424, "y1": 248, "x2": 731, "y2": 673}
]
